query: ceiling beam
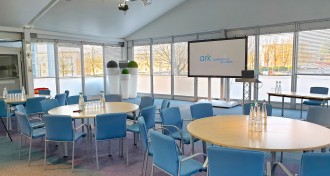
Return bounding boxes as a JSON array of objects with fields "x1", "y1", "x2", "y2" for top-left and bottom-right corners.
[{"x1": 27, "y1": 0, "x2": 60, "y2": 27}]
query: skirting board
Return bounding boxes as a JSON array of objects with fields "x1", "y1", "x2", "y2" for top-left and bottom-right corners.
[{"x1": 197, "y1": 99, "x2": 239, "y2": 108}]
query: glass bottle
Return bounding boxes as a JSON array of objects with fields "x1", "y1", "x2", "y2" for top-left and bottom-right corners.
[
  {"x1": 2, "y1": 87, "x2": 7, "y2": 98},
  {"x1": 255, "y1": 105, "x2": 262, "y2": 132},
  {"x1": 261, "y1": 100, "x2": 267, "y2": 125},
  {"x1": 278, "y1": 81, "x2": 282, "y2": 93},
  {"x1": 78, "y1": 92, "x2": 85, "y2": 111},
  {"x1": 21, "y1": 86, "x2": 25, "y2": 98},
  {"x1": 248, "y1": 103, "x2": 254, "y2": 131},
  {"x1": 100, "y1": 91, "x2": 106, "y2": 108}
]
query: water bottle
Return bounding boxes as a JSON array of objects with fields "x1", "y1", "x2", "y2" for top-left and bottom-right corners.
[
  {"x1": 100, "y1": 91, "x2": 106, "y2": 108},
  {"x1": 78, "y1": 92, "x2": 85, "y2": 111},
  {"x1": 2, "y1": 87, "x2": 7, "y2": 98},
  {"x1": 275, "y1": 81, "x2": 278, "y2": 93},
  {"x1": 248, "y1": 104, "x2": 254, "y2": 131},
  {"x1": 278, "y1": 81, "x2": 282, "y2": 93},
  {"x1": 261, "y1": 100, "x2": 267, "y2": 125},
  {"x1": 255, "y1": 107, "x2": 262, "y2": 132},
  {"x1": 21, "y1": 86, "x2": 25, "y2": 98}
]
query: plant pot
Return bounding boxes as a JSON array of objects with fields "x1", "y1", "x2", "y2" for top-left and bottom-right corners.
[
  {"x1": 120, "y1": 74, "x2": 130, "y2": 99},
  {"x1": 107, "y1": 68, "x2": 120, "y2": 94},
  {"x1": 128, "y1": 68, "x2": 138, "y2": 98}
]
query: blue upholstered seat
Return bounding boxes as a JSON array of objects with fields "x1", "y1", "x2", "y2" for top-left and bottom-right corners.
[
  {"x1": 105, "y1": 94, "x2": 122, "y2": 102},
  {"x1": 303, "y1": 87, "x2": 329, "y2": 106},
  {"x1": 127, "y1": 96, "x2": 154, "y2": 120},
  {"x1": 155, "y1": 99, "x2": 170, "y2": 124},
  {"x1": 243, "y1": 103, "x2": 273, "y2": 116},
  {"x1": 190, "y1": 103, "x2": 213, "y2": 120},
  {"x1": 55, "y1": 93, "x2": 67, "y2": 106}
]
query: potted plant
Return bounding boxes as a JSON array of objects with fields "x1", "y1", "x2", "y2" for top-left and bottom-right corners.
[
  {"x1": 120, "y1": 68, "x2": 130, "y2": 99},
  {"x1": 127, "y1": 61, "x2": 138, "y2": 98},
  {"x1": 106, "y1": 60, "x2": 120, "y2": 94}
]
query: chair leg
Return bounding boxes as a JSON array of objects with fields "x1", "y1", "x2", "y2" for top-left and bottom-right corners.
[
  {"x1": 145, "y1": 152, "x2": 149, "y2": 176},
  {"x1": 95, "y1": 140, "x2": 99, "y2": 170},
  {"x1": 134, "y1": 133, "x2": 137, "y2": 145},
  {"x1": 19, "y1": 134, "x2": 22, "y2": 160},
  {"x1": 108, "y1": 140, "x2": 112, "y2": 157},
  {"x1": 44, "y1": 140, "x2": 47, "y2": 170},
  {"x1": 151, "y1": 163, "x2": 154, "y2": 176},
  {"x1": 72, "y1": 141, "x2": 75, "y2": 172},
  {"x1": 28, "y1": 137, "x2": 32, "y2": 166},
  {"x1": 141, "y1": 150, "x2": 146, "y2": 176},
  {"x1": 126, "y1": 138, "x2": 128, "y2": 166}
]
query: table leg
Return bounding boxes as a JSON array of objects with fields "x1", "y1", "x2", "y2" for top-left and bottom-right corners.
[
  {"x1": 202, "y1": 141, "x2": 207, "y2": 161},
  {"x1": 281, "y1": 97, "x2": 284, "y2": 116},
  {"x1": 300, "y1": 98, "x2": 303, "y2": 119},
  {"x1": 64, "y1": 143, "x2": 68, "y2": 157},
  {"x1": 271, "y1": 152, "x2": 276, "y2": 165}
]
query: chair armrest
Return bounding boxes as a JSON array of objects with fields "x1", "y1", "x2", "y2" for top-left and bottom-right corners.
[
  {"x1": 180, "y1": 153, "x2": 207, "y2": 162},
  {"x1": 271, "y1": 162, "x2": 293, "y2": 176},
  {"x1": 75, "y1": 123, "x2": 88, "y2": 132},
  {"x1": 161, "y1": 125, "x2": 183, "y2": 139},
  {"x1": 28, "y1": 117, "x2": 44, "y2": 122}
]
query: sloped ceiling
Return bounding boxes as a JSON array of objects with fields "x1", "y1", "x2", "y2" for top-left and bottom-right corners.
[{"x1": 0, "y1": 0, "x2": 186, "y2": 40}]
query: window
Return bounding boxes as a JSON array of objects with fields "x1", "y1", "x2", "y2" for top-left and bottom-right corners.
[
  {"x1": 83, "y1": 45, "x2": 104, "y2": 97},
  {"x1": 134, "y1": 45, "x2": 151, "y2": 94},
  {"x1": 58, "y1": 45, "x2": 82, "y2": 96},
  {"x1": 258, "y1": 33, "x2": 293, "y2": 102},
  {"x1": 31, "y1": 43, "x2": 56, "y2": 96},
  {"x1": 153, "y1": 44, "x2": 171, "y2": 95},
  {"x1": 173, "y1": 42, "x2": 194, "y2": 97}
]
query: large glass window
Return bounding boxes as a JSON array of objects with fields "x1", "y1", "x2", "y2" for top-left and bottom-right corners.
[
  {"x1": 58, "y1": 45, "x2": 82, "y2": 96},
  {"x1": 211, "y1": 78, "x2": 220, "y2": 99},
  {"x1": 173, "y1": 42, "x2": 194, "y2": 97},
  {"x1": 83, "y1": 45, "x2": 104, "y2": 97},
  {"x1": 134, "y1": 45, "x2": 151, "y2": 94},
  {"x1": 258, "y1": 33, "x2": 293, "y2": 102},
  {"x1": 31, "y1": 43, "x2": 56, "y2": 96},
  {"x1": 198, "y1": 78, "x2": 208, "y2": 98},
  {"x1": 153, "y1": 44, "x2": 171, "y2": 95}
]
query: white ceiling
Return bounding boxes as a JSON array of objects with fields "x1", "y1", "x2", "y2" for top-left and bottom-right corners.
[{"x1": 0, "y1": 0, "x2": 186, "y2": 39}]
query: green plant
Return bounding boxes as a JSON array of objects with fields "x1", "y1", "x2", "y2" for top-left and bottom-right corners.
[
  {"x1": 121, "y1": 68, "x2": 130, "y2": 74},
  {"x1": 127, "y1": 61, "x2": 138, "y2": 68},
  {"x1": 106, "y1": 60, "x2": 118, "y2": 68}
]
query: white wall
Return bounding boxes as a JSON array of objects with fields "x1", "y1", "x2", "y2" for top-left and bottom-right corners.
[{"x1": 127, "y1": 0, "x2": 330, "y2": 40}]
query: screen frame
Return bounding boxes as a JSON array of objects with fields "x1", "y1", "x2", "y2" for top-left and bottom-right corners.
[{"x1": 188, "y1": 36, "x2": 248, "y2": 78}]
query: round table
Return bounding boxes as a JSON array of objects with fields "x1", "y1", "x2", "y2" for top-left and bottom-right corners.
[
  {"x1": 48, "y1": 102, "x2": 139, "y2": 118},
  {"x1": 4, "y1": 94, "x2": 51, "y2": 104},
  {"x1": 187, "y1": 115, "x2": 330, "y2": 162}
]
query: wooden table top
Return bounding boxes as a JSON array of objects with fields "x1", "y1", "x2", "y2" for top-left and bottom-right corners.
[
  {"x1": 4, "y1": 94, "x2": 51, "y2": 104},
  {"x1": 48, "y1": 102, "x2": 139, "y2": 119},
  {"x1": 268, "y1": 91, "x2": 330, "y2": 100},
  {"x1": 187, "y1": 115, "x2": 330, "y2": 152}
]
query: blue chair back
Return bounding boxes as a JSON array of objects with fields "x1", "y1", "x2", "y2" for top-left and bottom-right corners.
[
  {"x1": 44, "y1": 115, "x2": 74, "y2": 141},
  {"x1": 150, "y1": 130, "x2": 179, "y2": 176},
  {"x1": 306, "y1": 107, "x2": 330, "y2": 127},
  {"x1": 208, "y1": 146, "x2": 265, "y2": 176},
  {"x1": 25, "y1": 97, "x2": 46, "y2": 115},
  {"x1": 67, "y1": 95, "x2": 87, "y2": 105},
  {"x1": 8, "y1": 89, "x2": 21, "y2": 94},
  {"x1": 160, "y1": 99, "x2": 170, "y2": 111},
  {"x1": 190, "y1": 103, "x2": 213, "y2": 119},
  {"x1": 141, "y1": 105, "x2": 156, "y2": 130},
  {"x1": 0, "y1": 99, "x2": 8, "y2": 117},
  {"x1": 140, "y1": 96, "x2": 154, "y2": 110},
  {"x1": 95, "y1": 113, "x2": 127, "y2": 140},
  {"x1": 310, "y1": 87, "x2": 329, "y2": 95},
  {"x1": 137, "y1": 117, "x2": 149, "y2": 152},
  {"x1": 300, "y1": 153, "x2": 330, "y2": 176},
  {"x1": 243, "y1": 103, "x2": 272, "y2": 116},
  {"x1": 15, "y1": 111, "x2": 32, "y2": 137},
  {"x1": 40, "y1": 99, "x2": 59, "y2": 114},
  {"x1": 39, "y1": 89, "x2": 51, "y2": 95},
  {"x1": 105, "y1": 94, "x2": 122, "y2": 102},
  {"x1": 15, "y1": 104, "x2": 26, "y2": 114},
  {"x1": 55, "y1": 93, "x2": 67, "y2": 106},
  {"x1": 160, "y1": 107, "x2": 183, "y2": 135}
]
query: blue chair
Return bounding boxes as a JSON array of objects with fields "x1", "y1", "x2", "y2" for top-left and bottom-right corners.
[
  {"x1": 55, "y1": 93, "x2": 67, "y2": 106},
  {"x1": 149, "y1": 130, "x2": 205, "y2": 176},
  {"x1": 94, "y1": 113, "x2": 128, "y2": 170},
  {"x1": 155, "y1": 99, "x2": 170, "y2": 124},
  {"x1": 15, "y1": 111, "x2": 45, "y2": 166},
  {"x1": 303, "y1": 87, "x2": 329, "y2": 106},
  {"x1": 243, "y1": 103, "x2": 273, "y2": 116},
  {"x1": 127, "y1": 105, "x2": 156, "y2": 145},
  {"x1": 127, "y1": 96, "x2": 154, "y2": 120},
  {"x1": 43, "y1": 115, "x2": 86, "y2": 171},
  {"x1": 16, "y1": 104, "x2": 44, "y2": 129},
  {"x1": 40, "y1": 99, "x2": 59, "y2": 115},
  {"x1": 25, "y1": 97, "x2": 46, "y2": 116},
  {"x1": 160, "y1": 107, "x2": 199, "y2": 155},
  {"x1": 137, "y1": 117, "x2": 153, "y2": 176},
  {"x1": 67, "y1": 95, "x2": 87, "y2": 105},
  {"x1": 64, "y1": 90, "x2": 69, "y2": 105},
  {"x1": 0, "y1": 99, "x2": 13, "y2": 140},
  {"x1": 208, "y1": 146, "x2": 266, "y2": 176},
  {"x1": 306, "y1": 106, "x2": 330, "y2": 127},
  {"x1": 8, "y1": 89, "x2": 22, "y2": 94},
  {"x1": 190, "y1": 103, "x2": 213, "y2": 120},
  {"x1": 38, "y1": 89, "x2": 51, "y2": 95},
  {"x1": 105, "y1": 94, "x2": 122, "y2": 102}
]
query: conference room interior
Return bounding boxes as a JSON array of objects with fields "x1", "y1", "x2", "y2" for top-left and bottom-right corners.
[{"x1": 2, "y1": 0, "x2": 330, "y2": 175}]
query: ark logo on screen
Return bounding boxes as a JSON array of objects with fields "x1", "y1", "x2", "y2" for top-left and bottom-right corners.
[{"x1": 199, "y1": 54, "x2": 233, "y2": 64}]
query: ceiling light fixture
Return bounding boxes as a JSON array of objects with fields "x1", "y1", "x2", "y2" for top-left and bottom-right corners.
[{"x1": 119, "y1": 0, "x2": 151, "y2": 14}]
